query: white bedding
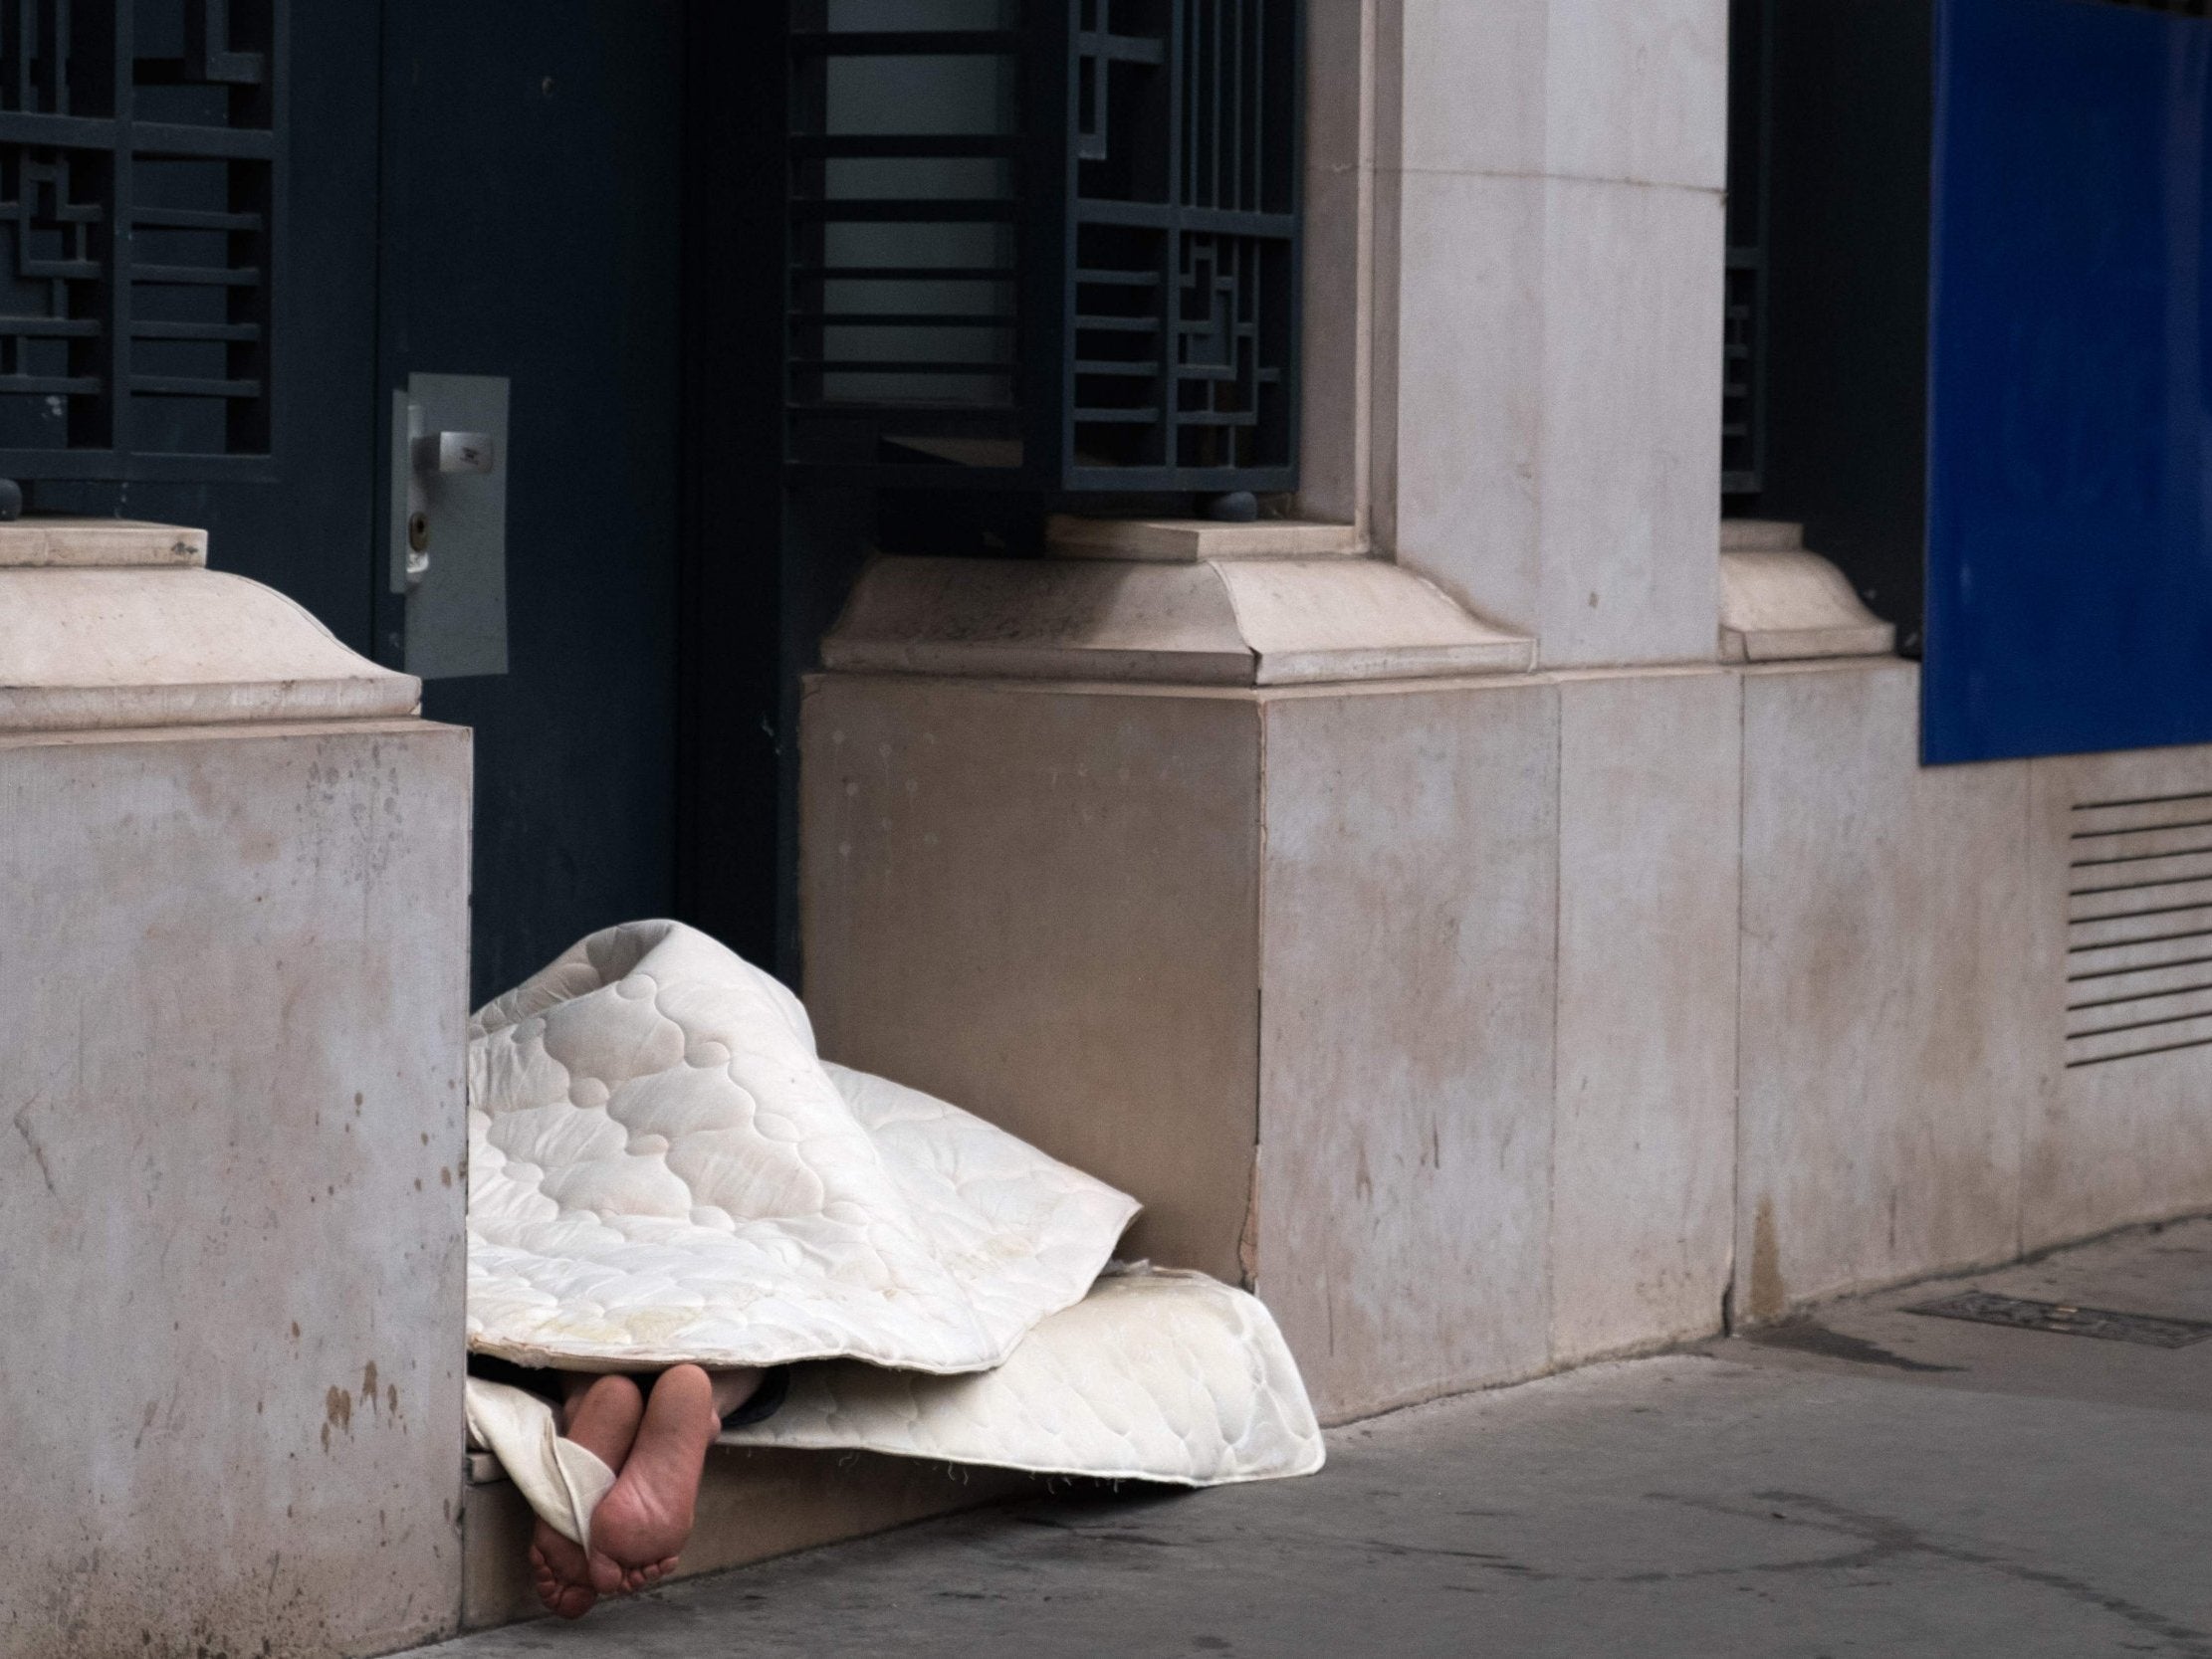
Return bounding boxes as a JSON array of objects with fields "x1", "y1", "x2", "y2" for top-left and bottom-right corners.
[
  {"x1": 721, "y1": 1266, "x2": 1324, "y2": 1486},
  {"x1": 465, "y1": 921, "x2": 1321, "y2": 1496},
  {"x1": 468, "y1": 921, "x2": 1137, "y2": 1373}
]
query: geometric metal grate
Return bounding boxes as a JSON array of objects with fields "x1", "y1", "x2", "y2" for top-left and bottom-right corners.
[
  {"x1": 0, "y1": 0, "x2": 281, "y2": 484},
  {"x1": 784, "y1": 0, "x2": 1299, "y2": 498},
  {"x1": 2063, "y1": 790, "x2": 2212, "y2": 1068},
  {"x1": 1720, "y1": 248, "x2": 1762, "y2": 495},
  {"x1": 1907, "y1": 1291, "x2": 2212, "y2": 1348},
  {"x1": 1721, "y1": 0, "x2": 1769, "y2": 500},
  {"x1": 1067, "y1": 0, "x2": 1295, "y2": 483}
]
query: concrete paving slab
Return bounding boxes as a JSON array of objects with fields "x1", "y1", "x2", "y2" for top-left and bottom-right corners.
[
  {"x1": 422, "y1": 1221, "x2": 2212, "y2": 1659},
  {"x1": 1717, "y1": 1216, "x2": 2212, "y2": 1417}
]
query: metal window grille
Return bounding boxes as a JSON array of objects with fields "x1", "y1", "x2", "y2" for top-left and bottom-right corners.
[
  {"x1": 0, "y1": 0, "x2": 281, "y2": 484},
  {"x1": 1722, "y1": 0, "x2": 1769, "y2": 500},
  {"x1": 784, "y1": 0, "x2": 1300, "y2": 497}
]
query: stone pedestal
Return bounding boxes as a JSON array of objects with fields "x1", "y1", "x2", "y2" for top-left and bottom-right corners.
[
  {"x1": 0, "y1": 522, "x2": 472, "y2": 1659},
  {"x1": 800, "y1": 537, "x2": 1743, "y2": 1422}
]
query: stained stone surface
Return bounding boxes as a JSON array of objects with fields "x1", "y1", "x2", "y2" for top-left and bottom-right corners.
[{"x1": 0, "y1": 720, "x2": 471, "y2": 1659}]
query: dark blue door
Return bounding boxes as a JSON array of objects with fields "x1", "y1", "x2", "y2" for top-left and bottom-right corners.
[
  {"x1": 1928, "y1": 0, "x2": 2212, "y2": 762},
  {"x1": 370, "y1": 3, "x2": 685, "y2": 998}
]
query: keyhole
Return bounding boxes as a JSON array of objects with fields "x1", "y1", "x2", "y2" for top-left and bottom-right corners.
[{"x1": 407, "y1": 512, "x2": 430, "y2": 552}]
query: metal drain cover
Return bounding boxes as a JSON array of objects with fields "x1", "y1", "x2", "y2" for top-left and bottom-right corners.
[{"x1": 1906, "y1": 1291, "x2": 2212, "y2": 1348}]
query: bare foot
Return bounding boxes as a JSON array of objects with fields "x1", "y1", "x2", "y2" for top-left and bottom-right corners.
[
  {"x1": 587, "y1": 1364, "x2": 721, "y2": 1593},
  {"x1": 529, "y1": 1526, "x2": 599, "y2": 1620},
  {"x1": 527, "y1": 1373, "x2": 643, "y2": 1618}
]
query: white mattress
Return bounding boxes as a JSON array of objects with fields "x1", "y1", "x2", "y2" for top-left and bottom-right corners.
[
  {"x1": 467, "y1": 921, "x2": 1138, "y2": 1373},
  {"x1": 722, "y1": 1267, "x2": 1324, "y2": 1487},
  {"x1": 464, "y1": 921, "x2": 1322, "y2": 1497}
]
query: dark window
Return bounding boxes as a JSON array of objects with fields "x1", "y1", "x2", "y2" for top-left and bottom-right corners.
[
  {"x1": 1722, "y1": 0, "x2": 1769, "y2": 501},
  {"x1": 783, "y1": 0, "x2": 1300, "y2": 501},
  {"x1": 0, "y1": 0, "x2": 280, "y2": 484}
]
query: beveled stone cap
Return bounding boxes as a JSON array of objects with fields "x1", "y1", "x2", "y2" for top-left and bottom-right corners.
[
  {"x1": 0, "y1": 518, "x2": 206, "y2": 568},
  {"x1": 1719, "y1": 520, "x2": 1896, "y2": 663},
  {"x1": 822, "y1": 551, "x2": 1533, "y2": 686},
  {"x1": 1046, "y1": 514, "x2": 1367, "y2": 563},
  {"x1": 0, "y1": 518, "x2": 422, "y2": 731}
]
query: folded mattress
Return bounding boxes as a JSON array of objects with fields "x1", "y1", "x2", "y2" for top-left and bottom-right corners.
[
  {"x1": 465, "y1": 921, "x2": 1321, "y2": 1502},
  {"x1": 720, "y1": 1265, "x2": 1324, "y2": 1486}
]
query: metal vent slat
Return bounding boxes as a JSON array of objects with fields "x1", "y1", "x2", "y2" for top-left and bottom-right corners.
[
  {"x1": 2069, "y1": 902, "x2": 2212, "y2": 951},
  {"x1": 2071, "y1": 846, "x2": 2212, "y2": 894},
  {"x1": 2069, "y1": 958, "x2": 2212, "y2": 1007},
  {"x1": 2067, "y1": 982, "x2": 2212, "y2": 1039},
  {"x1": 2071, "y1": 875, "x2": 2212, "y2": 923},
  {"x1": 2067, "y1": 791, "x2": 2212, "y2": 1066},
  {"x1": 2071, "y1": 790, "x2": 2212, "y2": 835}
]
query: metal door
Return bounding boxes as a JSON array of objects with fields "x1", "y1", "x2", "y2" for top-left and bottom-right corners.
[
  {"x1": 372, "y1": 2, "x2": 686, "y2": 998},
  {"x1": 1928, "y1": 0, "x2": 2212, "y2": 761}
]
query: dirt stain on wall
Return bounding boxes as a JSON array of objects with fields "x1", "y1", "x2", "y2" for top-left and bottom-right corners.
[{"x1": 1748, "y1": 1196, "x2": 1787, "y2": 1323}]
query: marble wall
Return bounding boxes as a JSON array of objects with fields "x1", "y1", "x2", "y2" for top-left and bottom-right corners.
[
  {"x1": 1550, "y1": 670, "x2": 1740, "y2": 1364},
  {"x1": 1368, "y1": 0, "x2": 1728, "y2": 668},
  {"x1": 1736, "y1": 663, "x2": 2040, "y2": 1316},
  {"x1": 793, "y1": 0, "x2": 2212, "y2": 1433},
  {"x1": 800, "y1": 675, "x2": 1264, "y2": 1283},
  {"x1": 0, "y1": 720, "x2": 472, "y2": 1659},
  {"x1": 1256, "y1": 677, "x2": 1561, "y2": 1415},
  {"x1": 802, "y1": 659, "x2": 2212, "y2": 1423},
  {"x1": 801, "y1": 666, "x2": 1755, "y2": 1423}
]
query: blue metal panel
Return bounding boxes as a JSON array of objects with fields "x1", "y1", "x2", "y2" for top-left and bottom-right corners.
[{"x1": 1927, "y1": 0, "x2": 2212, "y2": 763}]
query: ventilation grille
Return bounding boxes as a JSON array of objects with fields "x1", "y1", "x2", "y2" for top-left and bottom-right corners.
[{"x1": 2067, "y1": 791, "x2": 2212, "y2": 1066}]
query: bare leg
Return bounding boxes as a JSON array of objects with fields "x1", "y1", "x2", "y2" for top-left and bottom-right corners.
[
  {"x1": 707, "y1": 1366, "x2": 765, "y2": 1424},
  {"x1": 525, "y1": 1373, "x2": 643, "y2": 1619},
  {"x1": 586, "y1": 1364, "x2": 730, "y2": 1594}
]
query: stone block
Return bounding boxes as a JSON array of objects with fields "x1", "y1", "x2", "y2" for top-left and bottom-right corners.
[
  {"x1": 801, "y1": 670, "x2": 1573, "y2": 1423},
  {"x1": 1549, "y1": 670, "x2": 1739, "y2": 1364},
  {"x1": 1534, "y1": 175, "x2": 1724, "y2": 668},
  {"x1": 1386, "y1": 0, "x2": 1547, "y2": 177},
  {"x1": 0, "y1": 719, "x2": 472, "y2": 1659},
  {"x1": 1737, "y1": 662, "x2": 2039, "y2": 1318},
  {"x1": 1543, "y1": 0, "x2": 1729, "y2": 190},
  {"x1": 1385, "y1": 0, "x2": 1725, "y2": 189},
  {"x1": 1255, "y1": 677, "x2": 1560, "y2": 1419},
  {"x1": 800, "y1": 675, "x2": 1263, "y2": 1282},
  {"x1": 1377, "y1": 169, "x2": 1722, "y2": 669},
  {"x1": 1377, "y1": 166, "x2": 1546, "y2": 632}
]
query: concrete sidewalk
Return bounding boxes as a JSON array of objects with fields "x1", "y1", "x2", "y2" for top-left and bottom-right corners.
[{"x1": 429, "y1": 1219, "x2": 2212, "y2": 1658}]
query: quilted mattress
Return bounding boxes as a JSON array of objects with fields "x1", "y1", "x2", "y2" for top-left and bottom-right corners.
[
  {"x1": 468, "y1": 921, "x2": 1138, "y2": 1373},
  {"x1": 465, "y1": 921, "x2": 1322, "y2": 1497},
  {"x1": 720, "y1": 1266, "x2": 1324, "y2": 1486}
]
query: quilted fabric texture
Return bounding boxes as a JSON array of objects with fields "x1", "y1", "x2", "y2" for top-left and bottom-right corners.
[
  {"x1": 722, "y1": 1267, "x2": 1325, "y2": 1486},
  {"x1": 467, "y1": 921, "x2": 1140, "y2": 1372}
]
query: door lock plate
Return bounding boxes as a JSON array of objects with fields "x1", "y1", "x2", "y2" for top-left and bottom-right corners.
[{"x1": 389, "y1": 373, "x2": 510, "y2": 679}]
